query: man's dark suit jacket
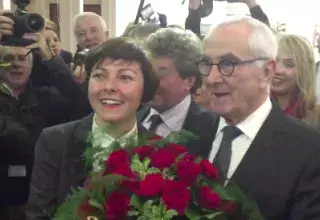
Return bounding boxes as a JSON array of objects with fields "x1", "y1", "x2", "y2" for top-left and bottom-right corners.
[
  {"x1": 137, "y1": 100, "x2": 218, "y2": 158},
  {"x1": 26, "y1": 114, "x2": 148, "y2": 219},
  {"x1": 207, "y1": 104, "x2": 320, "y2": 220}
]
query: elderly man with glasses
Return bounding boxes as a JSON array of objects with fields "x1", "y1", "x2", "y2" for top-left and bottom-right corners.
[{"x1": 200, "y1": 17, "x2": 320, "y2": 219}]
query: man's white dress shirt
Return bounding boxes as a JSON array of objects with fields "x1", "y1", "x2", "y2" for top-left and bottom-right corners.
[
  {"x1": 209, "y1": 98, "x2": 272, "y2": 180},
  {"x1": 142, "y1": 95, "x2": 191, "y2": 137}
]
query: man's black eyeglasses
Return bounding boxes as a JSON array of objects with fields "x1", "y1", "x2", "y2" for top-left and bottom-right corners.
[{"x1": 197, "y1": 57, "x2": 268, "y2": 76}]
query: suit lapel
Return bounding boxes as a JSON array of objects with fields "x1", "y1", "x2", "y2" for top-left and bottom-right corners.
[
  {"x1": 231, "y1": 105, "x2": 288, "y2": 184},
  {"x1": 67, "y1": 114, "x2": 94, "y2": 188},
  {"x1": 183, "y1": 100, "x2": 219, "y2": 157},
  {"x1": 137, "y1": 105, "x2": 151, "y2": 124}
]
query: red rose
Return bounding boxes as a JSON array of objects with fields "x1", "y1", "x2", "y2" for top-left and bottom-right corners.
[
  {"x1": 104, "y1": 149, "x2": 136, "y2": 178},
  {"x1": 105, "y1": 149, "x2": 130, "y2": 172},
  {"x1": 135, "y1": 173, "x2": 165, "y2": 197},
  {"x1": 132, "y1": 145, "x2": 155, "y2": 160},
  {"x1": 162, "y1": 180, "x2": 191, "y2": 215},
  {"x1": 120, "y1": 178, "x2": 140, "y2": 193},
  {"x1": 104, "y1": 163, "x2": 136, "y2": 179},
  {"x1": 200, "y1": 159, "x2": 218, "y2": 180},
  {"x1": 176, "y1": 160, "x2": 202, "y2": 186},
  {"x1": 166, "y1": 143, "x2": 187, "y2": 156},
  {"x1": 105, "y1": 191, "x2": 130, "y2": 220},
  {"x1": 150, "y1": 148, "x2": 177, "y2": 169},
  {"x1": 219, "y1": 201, "x2": 239, "y2": 214},
  {"x1": 198, "y1": 185, "x2": 222, "y2": 209}
]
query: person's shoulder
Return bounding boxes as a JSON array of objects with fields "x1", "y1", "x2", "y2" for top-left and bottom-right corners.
[
  {"x1": 284, "y1": 114, "x2": 320, "y2": 149},
  {"x1": 41, "y1": 119, "x2": 82, "y2": 138}
]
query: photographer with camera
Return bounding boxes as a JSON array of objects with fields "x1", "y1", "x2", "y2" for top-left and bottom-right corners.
[
  {"x1": 71, "y1": 12, "x2": 109, "y2": 84},
  {"x1": 0, "y1": 6, "x2": 90, "y2": 218}
]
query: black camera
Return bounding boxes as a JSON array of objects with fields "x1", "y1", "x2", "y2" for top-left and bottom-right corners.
[
  {"x1": 1, "y1": 0, "x2": 45, "y2": 46},
  {"x1": 139, "y1": 4, "x2": 167, "y2": 28},
  {"x1": 72, "y1": 49, "x2": 90, "y2": 70}
]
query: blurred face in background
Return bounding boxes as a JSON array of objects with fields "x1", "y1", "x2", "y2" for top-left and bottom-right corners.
[
  {"x1": 192, "y1": 85, "x2": 212, "y2": 109},
  {"x1": 88, "y1": 58, "x2": 144, "y2": 126},
  {"x1": 2, "y1": 47, "x2": 32, "y2": 90},
  {"x1": 272, "y1": 53, "x2": 298, "y2": 96},
  {"x1": 44, "y1": 29, "x2": 61, "y2": 55},
  {"x1": 74, "y1": 15, "x2": 109, "y2": 50},
  {"x1": 148, "y1": 57, "x2": 195, "y2": 113}
]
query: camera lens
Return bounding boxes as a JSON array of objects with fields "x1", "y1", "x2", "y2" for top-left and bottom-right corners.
[{"x1": 25, "y1": 13, "x2": 44, "y2": 33}]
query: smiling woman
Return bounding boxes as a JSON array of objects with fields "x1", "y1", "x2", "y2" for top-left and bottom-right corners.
[
  {"x1": 26, "y1": 37, "x2": 159, "y2": 219},
  {"x1": 271, "y1": 33, "x2": 320, "y2": 129},
  {"x1": 85, "y1": 37, "x2": 159, "y2": 136}
]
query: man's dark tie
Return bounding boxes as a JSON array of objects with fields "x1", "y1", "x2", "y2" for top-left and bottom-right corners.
[
  {"x1": 213, "y1": 126, "x2": 242, "y2": 180},
  {"x1": 148, "y1": 114, "x2": 163, "y2": 132}
]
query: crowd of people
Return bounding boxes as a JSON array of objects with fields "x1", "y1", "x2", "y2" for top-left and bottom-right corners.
[{"x1": 1, "y1": 0, "x2": 320, "y2": 219}]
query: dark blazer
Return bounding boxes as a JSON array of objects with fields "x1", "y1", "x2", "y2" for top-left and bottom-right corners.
[
  {"x1": 208, "y1": 105, "x2": 320, "y2": 220},
  {"x1": 59, "y1": 50, "x2": 73, "y2": 66},
  {"x1": 26, "y1": 114, "x2": 146, "y2": 219},
  {"x1": 137, "y1": 100, "x2": 218, "y2": 158}
]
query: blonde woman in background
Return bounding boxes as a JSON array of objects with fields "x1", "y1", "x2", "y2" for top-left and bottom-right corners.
[
  {"x1": 44, "y1": 19, "x2": 73, "y2": 65},
  {"x1": 192, "y1": 84, "x2": 213, "y2": 110},
  {"x1": 271, "y1": 33, "x2": 320, "y2": 129}
]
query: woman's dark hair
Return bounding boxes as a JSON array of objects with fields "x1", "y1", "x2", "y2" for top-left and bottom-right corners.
[{"x1": 85, "y1": 37, "x2": 159, "y2": 103}]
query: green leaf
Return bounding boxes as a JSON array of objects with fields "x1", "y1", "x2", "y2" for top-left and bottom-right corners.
[
  {"x1": 205, "y1": 212, "x2": 223, "y2": 219},
  {"x1": 185, "y1": 208, "x2": 202, "y2": 220},
  {"x1": 165, "y1": 130, "x2": 199, "y2": 145},
  {"x1": 128, "y1": 210, "x2": 140, "y2": 216},
  {"x1": 209, "y1": 182, "x2": 234, "y2": 201},
  {"x1": 142, "y1": 200, "x2": 153, "y2": 211},
  {"x1": 88, "y1": 199, "x2": 104, "y2": 210},
  {"x1": 162, "y1": 167, "x2": 176, "y2": 179},
  {"x1": 130, "y1": 194, "x2": 141, "y2": 209},
  {"x1": 147, "y1": 167, "x2": 161, "y2": 174},
  {"x1": 53, "y1": 187, "x2": 87, "y2": 219},
  {"x1": 88, "y1": 174, "x2": 125, "y2": 190},
  {"x1": 164, "y1": 209, "x2": 179, "y2": 219},
  {"x1": 131, "y1": 154, "x2": 146, "y2": 173},
  {"x1": 151, "y1": 206, "x2": 160, "y2": 215},
  {"x1": 225, "y1": 181, "x2": 264, "y2": 219},
  {"x1": 143, "y1": 157, "x2": 151, "y2": 169}
]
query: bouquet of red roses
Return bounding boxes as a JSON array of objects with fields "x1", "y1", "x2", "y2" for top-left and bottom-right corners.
[{"x1": 54, "y1": 133, "x2": 263, "y2": 220}]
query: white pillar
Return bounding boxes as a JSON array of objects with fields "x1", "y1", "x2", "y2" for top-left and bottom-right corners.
[
  {"x1": 0, "y1": 0, "x2": 11, "y2": 10},
  {"x1": 101, "y1": 0, "x2": 116, "y2": 38},
  {"x1": 25, "y1": 0, "x2": 47, "y2": 17},
  {"x1": 59, "y1": 0, "x2": 83, "y2": 53},
  {"x1": 33, "y1": 0, "x2": 47, "y2": 17}
]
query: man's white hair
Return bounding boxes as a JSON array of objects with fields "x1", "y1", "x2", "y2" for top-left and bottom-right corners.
[
  {"x1": 206, "y1": 17, "x2": 278, "y2": 60},
  {"x1": 73, "y1": 12, "x2": 108, "y2": 33}
]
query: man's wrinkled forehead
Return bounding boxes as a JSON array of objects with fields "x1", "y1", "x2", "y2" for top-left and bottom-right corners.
[
  {"x1": 76, "y1": 16, "x2": 103, "y2": 31},
  {"x1": 203, "y1": 27, "x2": 251, "y2": 59},
  {"x1": 6, "y1": 46, "x2": 30, "y2": 57}
]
